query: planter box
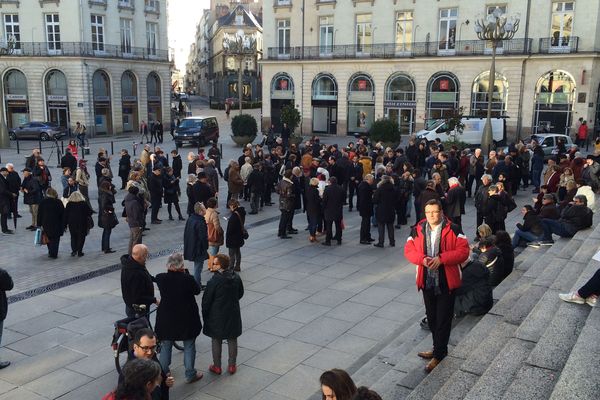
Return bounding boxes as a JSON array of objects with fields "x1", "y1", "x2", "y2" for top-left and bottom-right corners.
[{"x1": 231, "y1": 135, "x2": 256, "y2": 147}]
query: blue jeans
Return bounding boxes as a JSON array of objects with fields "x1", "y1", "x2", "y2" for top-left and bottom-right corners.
[
  {"x1": 307, "y1": 214, "x2": 319, "y2": 236},
  {"x1": 542, "y1": 218, "x2": 573, "y2": 241},
  {"x1": 193, "y1": 258, "x2": 204, "y2": 286},
  {"x1": 159, "y1": 338, "x2": 197, "y2": 381},
  {"x1": 208, "y1": 245, "x2": 219, "y2": 257},
  {"x1": 531, "y1": 169, "x2": 542, "y2": 189},
  {"x1": 512, "y1": 229, "x2": 542, "y2": 248}
]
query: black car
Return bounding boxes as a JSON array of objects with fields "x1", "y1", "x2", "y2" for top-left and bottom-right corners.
[
  {"x1": 174, "y1": 116, "x2": 219, "y2": 147},
  {"x1": 9, "y1": 121, "x2": 67, "y2": 141}
]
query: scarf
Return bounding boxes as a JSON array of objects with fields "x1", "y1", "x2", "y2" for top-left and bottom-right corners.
[{"x1": 425, "y1": 222, "x2": 442, "y2": 295}]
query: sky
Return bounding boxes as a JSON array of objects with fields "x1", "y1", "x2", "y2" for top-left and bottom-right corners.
[{"x1": 168, "y1": 0, "x2": 210, "y2": 72}]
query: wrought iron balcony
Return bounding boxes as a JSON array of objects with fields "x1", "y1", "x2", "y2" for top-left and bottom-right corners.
[
  {"x1": 1, "y1": 41, "x2": 168, "y2": 61},
  {"x1": 266, "y1": 38, "x2": 535, "y2": 60},
  {"x1": 539, "y1": 36, "x2": 579, "y2": 54}
]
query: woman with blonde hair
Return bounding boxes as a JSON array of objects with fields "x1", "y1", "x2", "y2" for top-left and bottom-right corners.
[{"x1": 64, "y1": 191, "x2": 93, "y2": 257}]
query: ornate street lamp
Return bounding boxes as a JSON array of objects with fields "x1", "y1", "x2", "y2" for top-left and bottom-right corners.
[
  {"x1": 0, "y1": 35, "x2": 15, "y2": 148},
  {"x1": 474, "y1": 7, "x2": 519, "y2": 154},
  {"x1": 222, "y1": 30, "x2": 256, "y2": 115}
]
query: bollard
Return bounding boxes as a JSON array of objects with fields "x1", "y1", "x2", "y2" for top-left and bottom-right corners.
[
  {"x1": 39, "y1": 137, "x2": 42, "y2": 154},
  {"x1": 111, "y1": 141, "x2": 114, "y2": 155},
  {"x1": 61, "y1": 140, "x2": 64, "y2": 154},
  {"x1": 133, "y1": 142, "x2": 137, "y2": 157},
  {"x1": 16, "y1": 138, "x2": 19, "y2": 154}
]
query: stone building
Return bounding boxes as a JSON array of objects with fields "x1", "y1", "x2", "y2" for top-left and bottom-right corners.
[
  {"x1": 0, "y1": 0, "x2": 171, "y2": 136},
  {"x1": 261, "y1": 0, "x2": 600, "y2": 140}
]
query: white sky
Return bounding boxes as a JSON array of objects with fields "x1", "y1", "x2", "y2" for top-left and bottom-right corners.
[{"x1": 168, "y1": 0, "x2": 210, "y2": 72}]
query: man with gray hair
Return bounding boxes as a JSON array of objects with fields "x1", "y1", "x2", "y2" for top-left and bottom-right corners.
[
  {"x1": 474, "y1": 174, "x2": 492, "y2": 239},
  {"x1": 533, "y1": 194, "x2": 593, "y2": 246},
  {"x1": 184, "y1": 202, "x2": 209, "y2": 287},
  {"x1": 445, "y1": 177, "x2": 466, "y2": 231}
]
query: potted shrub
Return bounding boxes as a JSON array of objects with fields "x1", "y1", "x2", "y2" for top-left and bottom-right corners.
[
  {"x1": 280, "y1": 104, "x2": 303, "y2": 145},
  {"x1": 369, "y1": 118, "x2": 400, "y2": 148},
  {"x1": 230, "y1": 114, "x2": 258, "y2": 147}
]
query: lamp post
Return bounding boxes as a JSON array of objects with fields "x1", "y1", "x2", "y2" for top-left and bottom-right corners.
[
  {"x1": 222, "y1": 30, "x2": 257, "y2": 115},
  {"x1": 474, "y1": 7, "x2": 519, "y2": 154},
  {"x1": 0, "y1": 35, "x2": 15, "y2": 148}
]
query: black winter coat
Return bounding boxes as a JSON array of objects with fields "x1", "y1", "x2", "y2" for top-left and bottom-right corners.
[
  {"x1": 0, "y1": 176, "x2": 12, "y2": 214},
  {"x1": 373, "y1": 181, "x2": 396, "y2": 223},
  {"x1": 304, "y1": 185, "x2": 321, "y2": 218},
  {"x1": 322, "y1": 183, "x2": 345, "y2": 221},
  {"x1": 155, "y1": 271, "x2": 202, "y2": 340},
  {"x1": 477, "y1": 246, "x2": 505, "y2": 287},
  {"x1": 246, "y1": 169, "x2": 265, "y2": 194},
  {"x1": 357, "y1": 181, "x2": 374, "y2": 217},
  {"x1": 98, "y1": 189, "x2": 116, "y2": 229},
  {"x1": 118, "y1": 154, "x2": 131, "y2": 179},
  {"x1": 226, "y1": 207, "x2": 246, "y2": 248},
  {"x1": 171, "y1": 155, "x2": 183, "y2": 178},
  {"x1": 484, "y1": 194, "x2": 506, "y2": 225},
  {"x1": 0, "y1": 268, "x2": 13, "y2": 321},
  {"x1": 120, "y1": 255, "x2": 156, "y2": 309},
  {"x1": 417, "y1": 188, "x2": 441, "y2": 219},
  {"x1": 37, "y1": 197, "x2": 64, "y2": 239},
  {"x1": 60, "y1": 153, "x2": 77, "y2": 173},
  {"x1": 559, "y1": 204, "x2": 593, "y2": 235},
  {"x1": 64, "y1": 201, "x2": 93, "y2": 235},
  {"x1": 202, "y1": 269, "x2": 244, "y2": 339},
  {"x1": 292, "y1": 176, "x2": 303, "y2": 210},
  {"x1": 517, "y1": 211, "x2": 544, "y2": 236},
  {"x1": 123, "y1": 192, "x2": 145, "y2": 228},
  {"x1": 445, "y1": 185, "x2": 466, "y2": 218},
  {"x1": 163, "y1": 175, "x2": 180, "y2": 204},
  {"x1": 148, "y1": 173, "x2": 163, "y2": 203},
  {"x1": 454, "y1": 261, "x2": 493, "y2": 317},
  {"x1": 183, "y1": 213, "x2": 208, "y2": 261},
  {"x1": 21, "y1": 176, "x2": 42, "y2": 205}
]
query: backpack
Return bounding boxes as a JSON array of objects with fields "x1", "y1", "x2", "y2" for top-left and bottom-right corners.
[{"x1": 223, "y1": 166, "x2": 229, "y2": 182}]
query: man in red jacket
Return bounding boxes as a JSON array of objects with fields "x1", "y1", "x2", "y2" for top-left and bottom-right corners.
[{"x1": 404, "y1": 199, "x2": 470, "y2": 372}]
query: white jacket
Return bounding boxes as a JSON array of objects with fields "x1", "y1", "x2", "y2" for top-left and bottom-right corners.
[{"x1": 576, "y1": 186, "x2": 596, "y2": 212}]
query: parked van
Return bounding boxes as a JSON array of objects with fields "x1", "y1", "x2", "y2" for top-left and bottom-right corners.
[
  {"x1": 416, "y1": 117, "x2": 506, "y2": 146},
  {"x1": 174, "y1": 116, "x2": 219, "y2": 147}
]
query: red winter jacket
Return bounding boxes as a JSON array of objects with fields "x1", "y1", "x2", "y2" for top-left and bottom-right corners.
[{"x1": 404, "y1": 217, "x2": 470, "y2": 291}]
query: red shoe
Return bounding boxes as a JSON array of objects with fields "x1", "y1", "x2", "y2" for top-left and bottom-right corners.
[
  {"x1": 208, "y1": 365, "x2": 222, "y2": 375},
  {"x1": 228, "y1": 364, "x2": 237, "y2": 374}
]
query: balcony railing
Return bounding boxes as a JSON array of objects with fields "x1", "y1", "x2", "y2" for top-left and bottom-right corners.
[
  {"x1": 1, "y1": 41, "x2": 168, "y2": 61},
  {"x1": 539, "y1": 36, "x2": 579, "y2": 54},
  {"x1": 267, "y1": 39, "x2": 535, "y2": 60}
]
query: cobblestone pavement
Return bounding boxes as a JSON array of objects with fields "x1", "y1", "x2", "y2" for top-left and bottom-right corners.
[{"x1": 0, "y1": 99, "x2": 531, "y2": 399}]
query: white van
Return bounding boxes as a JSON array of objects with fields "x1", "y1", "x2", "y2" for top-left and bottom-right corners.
[{"x1": 416, "y1": 117, "x2": 506, "y2": 146}]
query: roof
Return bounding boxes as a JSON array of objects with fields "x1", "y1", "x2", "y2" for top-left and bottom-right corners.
[{"x1": 217, "y1": 4, "x2": 262, "y2": 31}]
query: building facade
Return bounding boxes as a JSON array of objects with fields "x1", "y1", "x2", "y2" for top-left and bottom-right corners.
[
  {"x1": 0, "y1": 0, "x2": 171, "y2": 136},
  {"x1": 261, "y1": 0, "x2": 600, "y2": 140}
]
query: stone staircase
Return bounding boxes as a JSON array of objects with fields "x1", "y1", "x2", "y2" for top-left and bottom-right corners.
[{"x1": 353, "y1": 218, "x2": 600, "y2": 400}]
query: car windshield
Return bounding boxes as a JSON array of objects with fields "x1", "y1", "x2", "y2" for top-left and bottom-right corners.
[
  {"x1": 178, "y1": 119, "x2": 202, "y2": 129},
  {"x1": 45, "y1": 122, "x2": 60, "y2": 128},
  {"x1": 425, "y1": 119, "x2": 443, "y2": 130}
]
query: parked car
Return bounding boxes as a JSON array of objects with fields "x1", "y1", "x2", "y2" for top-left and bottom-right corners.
[
  {"x1": 525, "y1": 134, "x2": 577, "y2": 159},
  {"x1": 174, "y1": 116, "x2": 219, "y2": 147},
  {"x1": 178, "y1": 92, "x2": 188, "y2": 100},
  {"x1": 416, "y1": 117, "x2": 507, "y2": 146},
  {"x1": 9, "y1": 121, "x2": 67, "y2": 141}
]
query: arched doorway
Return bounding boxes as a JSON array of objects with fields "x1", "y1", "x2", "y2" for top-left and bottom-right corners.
[
  {"x1": 45, "y1": 69, "x2": 69, "y2": 129},
  {"x1": 3, "y1": 69, "x2": 29, "y2": 129},
  {"x1": 471, "y1": 71, "x2": 508, "y2": 117},
  {"x1": 534, "y1": 70, "x2": 575, "y2": 135},
  {"x1": 147, "y1": 72, "x2": 162, "y2": 125},
  {"x1": 384, "y1": 73, "x2": 416, "y2": 136},
  {"x1": 121, "y1": 71, "x2": 138, "y2": 133},
  {"x1": 312, "y1": 74, "x2": 337, "y2": 134},
  {"x1": 347, "y1": 73, "x2": 374, "y2": 135},
  {"x1": 426, "y1": 72, "x2": 460, "y2": 122},
  {"x1": 93, "y1": 70, "x2": 112, "y2": 135},
  {"x1": 270, "y1": 73, "x2": 294, "y2": 131}
]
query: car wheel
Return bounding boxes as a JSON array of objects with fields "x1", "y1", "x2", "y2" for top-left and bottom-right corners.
[
  {"x1": 40, "y1": 132, "x2": 50, "y2": 141},
  {"x1": 8, "y1": 132, "x2": 16, "y2": 140}
]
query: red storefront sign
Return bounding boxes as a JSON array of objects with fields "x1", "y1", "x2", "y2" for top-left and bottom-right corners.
[
  {"x1": 358, "y1": 80, "x2": 367, "y2": 90},
  {"x1": 280, "y1": 79, "x2": 288, "y2": 90},
  {"x1": 439, "y1": 79, "x2": 449, "y2": 90}
]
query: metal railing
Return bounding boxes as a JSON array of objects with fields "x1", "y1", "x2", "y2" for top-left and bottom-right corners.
[
  {"x1": 539, "y1": 36, "x2": 579, "y2": 54},
  {"x1": 3, "y1": 41, "x2": 169, "y2": 61},
  {"x1": 267, "y1": 38, "x2": 535, "y2": 60}
]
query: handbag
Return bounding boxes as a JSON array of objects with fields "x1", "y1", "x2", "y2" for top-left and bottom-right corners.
[
  {"x1": 235, "y1": 211, "x2": 249, "y2": 240},
  {"x1": 41, "y1": 231, "x2": 50, "y2": 245},
  {"x1": 207, "y1": 222, "x2": 224, "y2": 245}
]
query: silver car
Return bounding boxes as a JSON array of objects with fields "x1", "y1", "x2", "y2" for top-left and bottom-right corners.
[
  {"x1": 8, "y1": 121, "x2": 67, "y2": 141},
  {"x1": 526, "y1": 134, "x2": 577, "y2": 159}
]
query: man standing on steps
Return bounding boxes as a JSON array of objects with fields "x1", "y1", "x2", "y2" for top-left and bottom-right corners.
[{"x1": 404, "y1": 199, "x2": 469, "y2": 372}]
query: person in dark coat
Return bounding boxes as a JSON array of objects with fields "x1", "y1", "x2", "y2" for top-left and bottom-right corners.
[
  {"x1": 5, "y1": 164, "x2": 21, "y2": 221},
  {"x1": 246, "y1": 163, "x2": 265, "y2": 215},
  {"x1": 0, "y1": 267, "x2": 12, "y2": 369},
  {"x1": 395, "y1": 171, "x2": 413, "y2": 227},
  {"x1": 120, "y1": 244, "x2": 157, "y2": 318},
  {"x1": 477, "y1": 237, "x2": 506, "y2": 287},
  {"x1": 454, "y1": 259, "x2": 493, "y2": 317},
  {"x1": 148, "y1": 167, "x2": 163, "y2": 224},
  {"x1": 183, "y1": 202, "x2": 209, "y2": 287},
  {"x1": 417, "y1": 181, "x2": 441, "y2": 220},
  {"x1": 202, "y1": 253, "x2": 244, "y2": 376},
  {"x1": 163, "y1": 167, "x2": 184, "y2": 221},
  {"x1": 156, "y1": 252, "x2": 203, "y2": 384},
  {"x1": 322, "y1": 176, "x2": 345, "y2": 246},
  {"x1": 170, "y1": 150, "x2": 183, "y2": 179},
  {"x1": 494, "y1": 231, "x2": 514, "y2": 280},
  {"x1": 21, "y1": 168, "x2": 43, "y2": 230},
  {"x1": 33, "y1": 158, "x2": 52, "y2": 194},
  {"x1": 225, "y1": 200, "x2": 246, "y2": 272},
  {"x1": 118, "y1": 150, "x2": 131, "y2": 190},
  {"x1": 60, "y1": 149, "x2": 78, "y2": 174},
  {"x1": 373, "y1": 175, "x2": 396, "y2": 248},
  {"x1": 123, "y1": 185, "x2": 146, "y2": 255},
  {"x1": 357, "y1": 174, "x2": 375, "y2": 244},
  {"x1": 193, "y1": 172, "x2": 215, "y2": 208},
  {"x1": 484, "y1": 185, "x2": 506, "y2": 234},
  {"x1": 512, "y1": 205, "x2": 544, "y2": 248},
  {"x1": 445, "y1": 177, "x2": 466, "y2": 231},
  {"x1": 63, "y1": 191, "x2": 93, "y2": 257},
  {"x1": 99, "y1": 181, "x2": 117, "y2": 254},
  {"x1": 0, "y1": 168, "x2": 13, "y2": 234},
  {"x1": 348, "y1": 155, "x2": 364, "y2": 211},
  {"x1": 304, "y1": 178, "x2": 321, "y2": 242},
  {"x1": 288, "y1": 167, "x2": 303, "y2": 233},
  {"x1": 276, "y1": 170, "x2": 295, "y2": 239},
  {"x1": 37, "y1": 188, "x2": 64, "y2": 258}
]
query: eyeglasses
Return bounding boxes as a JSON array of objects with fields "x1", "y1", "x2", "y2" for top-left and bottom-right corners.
[{"x1": 135, "y1": 344, "x2": 157, "y2": 353}]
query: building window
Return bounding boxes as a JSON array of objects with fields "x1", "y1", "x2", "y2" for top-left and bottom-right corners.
[
  {"x1": 426, "y1": 72, "x2": 460, "y2": 121},
  {"x1": 438, "y1": 8, "x2": 457, "y2": 52},
  {"x1": 319, "y1": 16, "x2": 333, "y2": 55},
  {"x1": 45, "y1": 14, "x2": 61, "y2": 52},
  {"x1": 277, "y1": 19, "x2": 290, "y2": 55},
  {"x1": 120, "y1": 18, "x2": 133, "y2": 54},
  {"x1": 91, "y1": 15, "x2": 104, "y2": 52},
  {"x1": 471, "y1": 71, "x2": 508, "y2": 117},
  {"x1": 355, "y1": 14, "x2": 372, "y2": 54},
  {"x1": 145, "y1": 0, "x2": 159, "y2": 12},
  {"x1": 551, "y1": 2, "x2": 574, "y2": 47},
  {"x1": 4, "y1": 14, "x2": 20, "y2": 51},
  {"x1": 395, "y1": 11, "x2": 413, "y2": 53},
  {"x1": 276, "y1": 0, "x2": 291, "y2": 5},
  {"x1": 146, "y1": 22, "x2": 157, "y2": 56}
]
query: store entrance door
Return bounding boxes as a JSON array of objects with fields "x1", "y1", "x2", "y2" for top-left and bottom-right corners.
[
  {"x1": 48, "y1": 107, "x2": 69, "y2": 128},
  {"x1": 388, "y1": 108, "x2": 414, "y2": 136}
]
